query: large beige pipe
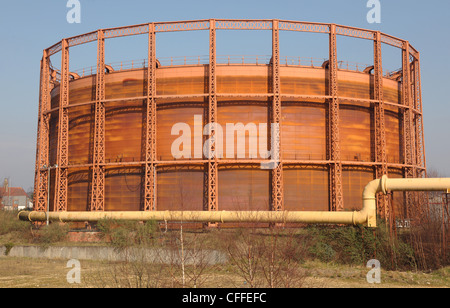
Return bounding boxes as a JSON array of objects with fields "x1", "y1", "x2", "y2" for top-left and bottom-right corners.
[
  {"x1": 359, "y1": 175, "x2": 450, "y2": 227},
  {"x1": 19, "y1": 210, "x2": 365, "y2": 225},
  {"x1": 19, "y1": 176, "x2": 450, "y2": 228}
]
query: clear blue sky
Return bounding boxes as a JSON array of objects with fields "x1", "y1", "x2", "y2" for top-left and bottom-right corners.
[{"x1": 0, "y1": 0, "x2": 449, "y2": 191}]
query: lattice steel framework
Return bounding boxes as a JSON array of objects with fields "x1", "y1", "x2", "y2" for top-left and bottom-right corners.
[
  {"x1": 328, "y1": 24, "x2": 344, "y2": 212},
  {"x1": 412, "y1": 56, "x2": 426, "y2": 174},
  {"x1": 207, "y1": 19, "x2": 219, "y2": 213},
  {"x1": 55, "y1": 39, "x2": 70, "y2": 212},
  {"x1": 403, "y1": 42, "x2": 415, "y2": 174},
  {"x1": 374, "y1": 31, "x2": 390, "y2": 220},
  {"x1": 35, "y1": 50, "x2": 51, "y2": 212},
  {"x1": 271, "y1": 20, "x2": 284, "y2": 212},
  {"x1": 144, "y1": 23, "x2": 157, "y2": 211},
  {"x1": 90, "y1": 30, "x2": 106, "y2": 211},
  {"x1": 402, "y1": 41, "x2": 417, "y2": 219},
  {"x1": 36, "y1": 19, "x2": 426, "y2": 223}
]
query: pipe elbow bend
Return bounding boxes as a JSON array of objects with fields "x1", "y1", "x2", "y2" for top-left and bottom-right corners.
[{"x1": 363, "y1": 175, "x2": 388, "y2": 200}]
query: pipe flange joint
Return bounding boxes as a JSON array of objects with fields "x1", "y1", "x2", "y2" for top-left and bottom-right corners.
[{"x1": 381, "y1": 175, "x2": 388, "y2": 195}]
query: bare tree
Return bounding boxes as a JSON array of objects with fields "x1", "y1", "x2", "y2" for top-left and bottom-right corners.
[
  {"x1": 220, "y1": 227, "x2": 264, "y2": 288},
  {"x1": 161, "y1": 176, "x2": 215, "y2": 288},
  {"x1": 259, "y1": 228, "x2": 309, "y2": 288}
]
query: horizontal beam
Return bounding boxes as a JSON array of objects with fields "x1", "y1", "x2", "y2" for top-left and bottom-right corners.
[
  {"x1": 42, "y1": 93, "x2": 421, "y2": 116},
  {"x1": 41, "y1": 160, "x2": 425, "y2": 172},
  {"x1": 45, "y1": 19, "x2": 416, "y2": 56}
]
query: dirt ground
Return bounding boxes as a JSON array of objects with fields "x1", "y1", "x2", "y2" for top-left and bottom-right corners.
[{"x1": 0, "y1": 257, "x2": 448, "y2": 288}]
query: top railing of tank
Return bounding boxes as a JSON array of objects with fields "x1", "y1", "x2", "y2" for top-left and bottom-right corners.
[{"x1": 49, "y1": 55, "x2": 401, "y2": 82}]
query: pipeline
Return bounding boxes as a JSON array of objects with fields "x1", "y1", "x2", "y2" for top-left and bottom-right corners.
[{"x1": 18, "y1": 176, "x2": 450, "y2": 228}]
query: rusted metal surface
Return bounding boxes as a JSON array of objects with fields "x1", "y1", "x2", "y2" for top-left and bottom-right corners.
[
  {"x1": 207, "y1": 19, "x2": 218, "y2": 214},
  {"x1": 35, "y1": 51, "x2": 51, "y2": 212},
  {"x1": 55, "y1": 39, "x2": 70, "y2": 212},
  {"x1": 36, "y1": 19, "x2": 425, "y2": 223},
  {"x1": 328, "y1": 24, "x2": 344, "y2": 212},
  {"x1": 90, "y1": 30, "x2": 106, "y2": 211},
  {"x1": 271, "y1": 20, "x2": 283, "y2": 212},
  {"x1": 144, "y1": 23, "x2": 157, "y2": 212}
]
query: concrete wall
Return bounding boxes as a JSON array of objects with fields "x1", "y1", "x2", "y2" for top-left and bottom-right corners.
[{"x1": 0, "y1": 245, "x2": 228, "y2": 265}]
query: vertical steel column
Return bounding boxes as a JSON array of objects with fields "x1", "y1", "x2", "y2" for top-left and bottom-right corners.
[
  {"x1": 328, "y1": 24, "x2": 344, "y2": 212},
  {"x1": 35, "y1": 50, "x2": 51, "y2": 212},
  {"x1": 33, "y1": 64, "x2": 42, "y2": 208},
  {"x1": 207, "y1": 19, "x2": 218, "y2": 213},
  {"x1": 412, "y1": 54, "x2": 428, "y2": 219},
  {"x1": 402, "y1": 42, "x2": 415, "y2": 173},
  {"x1": 271, "y1": 19, "x2": 283, "y2": 212},
  {"x1": 402, "y1": 41, "x2": 416, "y2": 219},
  {"x1": 55, "y1": 39, "x2": 70, "y2": 212},
  {"x1": 144, "y1": 23, "x2": 157, "y2": 211},
  {"x1": 413, "y1": 55, "x2": 426, "y2": 175},
  {"x1": 91, "y1": 30, "x2": 106, "y2": 211},
  {"x1": 374, "y1": 31, "x2": 390, "y2": 220}
]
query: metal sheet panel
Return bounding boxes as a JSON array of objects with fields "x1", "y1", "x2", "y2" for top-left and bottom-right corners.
[
  {"x1": 157, "y1": 107, "x2": 204, "y2": 161},
  {"x1": 157, "y1": 170, "x2": 204, "y2": 211},
  {"x1": 281, "y1": 104, "x2": 327, "y2": 160},
  {"x1": 69, "y1": 105, "x2": 92, "y2": 165},
  {"x1": 67, "y1": 168, "x2": 89, "y2": 211},
  {"x1": 284, "y1": 167, "x2": 329, "y2": 211},
  {"x1": 104, "y1": 168, "x2": 142, "y2": 211},
  {"x1": 340, "y1": 105, "x2": 373, "y2": 162},
  {"x1": 105, "y1": 104, "x2": 143, "y2": 163},
  {"x1": 218, "y1": 169, "x2": 270, "y2": 211},
  {"x1": 342, "y1": 167, "x2": 375, "y2": 210},
  {"x1": 385, "y1": 110, "x2": 401, "y2": 164},
  {"x1": 218, "y1": 105, "x2": 268, "y2": 159}
]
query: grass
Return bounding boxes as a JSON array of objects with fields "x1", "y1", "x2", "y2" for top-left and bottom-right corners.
[
  {"x1": 301, "y1": 260, "x2": 449, "y2": 288},
  {"x1": 0, "y1": 257, "x2": 448, "y2": 288}
]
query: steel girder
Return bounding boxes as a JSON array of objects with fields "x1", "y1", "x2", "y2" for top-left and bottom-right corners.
[
  {"x1": 35, "y1": 51, "x2": 51, "y2": 212},
  {"x1": 55, "y1": 39, "x2": 70, "y2": 212},
  {"x1": 90, "y1": 30, "x2": 106, "y2": 211},
  {"x1": 144, "y1": 23, "x2": 157, "y2": 211},
  {"x1": 328, "y1": 24, "x2": 344, "y2": 212}
]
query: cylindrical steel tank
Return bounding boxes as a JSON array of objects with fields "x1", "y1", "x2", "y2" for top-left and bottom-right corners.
[{"x1": 34, "y1": 20, "x2": 426, "y2": 225}]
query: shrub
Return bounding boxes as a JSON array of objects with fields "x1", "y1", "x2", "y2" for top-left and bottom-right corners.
[
  {"x1": 309, "y1": 242, "x2": 336, "y2": 263},
  {"x1": 3, "y1": 242, "x2": 14, "y2": 256},
  {"x1": 304, "y1": 221, "x2": 418, "y2": 270},
  {"x1": 0, "y1": 210, "x2": 30, "y2": 235},
  {"x1": 37, "y1": 223, "x2": 70, "y2": 245},
  {"x1": 95, "y1": 219, "x2": 159, "y2": 250},
  {"x1": 220, "y1": 228, "x2": 308, "y2": 288}
]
